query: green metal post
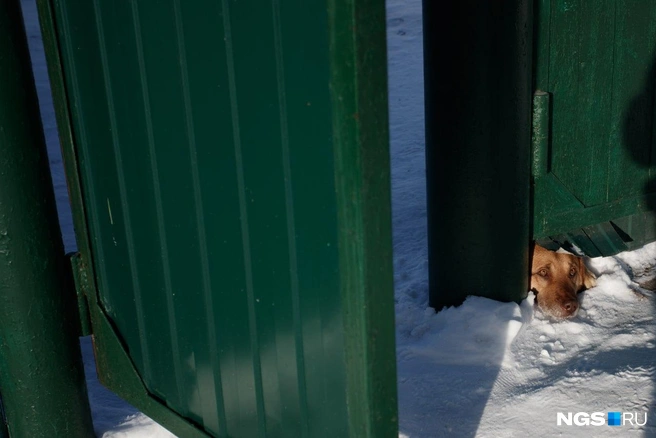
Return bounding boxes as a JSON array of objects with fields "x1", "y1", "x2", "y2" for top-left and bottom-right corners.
[
  {"x1": 0, "y1": 1, "x2": 95, "y2": 436},
  {"x1": 423, "y1": 1, "x2": 533, "y2": 309}
]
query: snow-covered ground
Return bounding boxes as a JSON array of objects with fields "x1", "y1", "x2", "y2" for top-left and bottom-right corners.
[{"x1": 20, "y1": 0, "x2": 656, "y2": 436}]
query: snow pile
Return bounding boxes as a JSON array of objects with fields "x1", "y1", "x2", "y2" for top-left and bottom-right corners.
[
  {"x1": 396, "y1": 243, "x2": 656, "y2": 437},
  {"x1": 79, "y1": 338, "x2": 174, "y2": 438}
]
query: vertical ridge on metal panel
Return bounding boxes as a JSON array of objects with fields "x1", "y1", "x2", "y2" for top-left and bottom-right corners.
[
  {"x1": 270, "y1": 0, "x2": 311, "y2": 435},
  {"x1": 91, "y1": 0, "x2": 155, "y2": 389},
  {"x1": 171, "y1": 0, "x2": 227, "y2": 429},
  {"x1": 328, "y1": 0, "x2": 398, "y2": 437},
  {"x1": 129, "y1": 0, "x2": 187, "y2": 413},
  {"x1": 218, "y1": 0, "x2": 267, "y2": 434}
]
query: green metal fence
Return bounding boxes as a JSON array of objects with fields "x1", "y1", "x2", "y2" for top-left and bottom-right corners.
[
  {"x1": 532, "y1": 0, "x2": 656, "y2": 256},
  {"x1": 34, "y1": 0, "x2": 397, "y2": 436},
  {"x1": 425, "y1": 0, "x2": 656, "y2": 309}
]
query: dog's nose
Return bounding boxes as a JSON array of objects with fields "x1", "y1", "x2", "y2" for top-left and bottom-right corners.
[{"x1": 563, "y1": 301, "x2": 578, "y2": 314}]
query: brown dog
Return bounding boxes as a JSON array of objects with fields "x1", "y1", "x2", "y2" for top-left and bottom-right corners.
[{"x1": 531, "y1": 244, "x2": 597, "y2": 319}]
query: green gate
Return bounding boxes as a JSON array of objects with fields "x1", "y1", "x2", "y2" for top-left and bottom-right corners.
[
  {"x1": 425, "y1": 0, "x2": 656, "y2": 309},
  {"x1": 36, "y1": 0, "x2": 396, "y2": 436},
  {"x1": 533, "y1": 0, "x2": 656, "y2": 256}
]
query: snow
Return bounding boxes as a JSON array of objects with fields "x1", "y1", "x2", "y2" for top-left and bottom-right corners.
[
  {"x1": 18, "y1": 0, "x2": 656, "y2": 436},
  {"x1": 80, "y1": 337, "x2": 175, "y2": 438},
  {"x1": 397, "y1": 247, "x2": 656, "y2": 437}
]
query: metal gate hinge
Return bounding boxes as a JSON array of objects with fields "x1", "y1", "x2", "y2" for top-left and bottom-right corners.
[
  {"x1": 68, "y1": 252, "x2": 93, "y2": 337},
  {"x1": 531, "y1": 90, "x2": 551, "y2": 178}
]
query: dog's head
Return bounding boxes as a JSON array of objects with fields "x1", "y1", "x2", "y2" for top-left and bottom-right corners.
[{"x1": 531, "y1": 244, "x2": 596, "y2": 319}]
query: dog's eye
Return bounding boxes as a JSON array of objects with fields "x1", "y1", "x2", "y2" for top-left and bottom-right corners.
[
  {"x1": 569, "y1": 267, "x2": 577, "y2": 277},
  {"x1": 538, "y1": 268, "x2": 548, "y2": 277}
]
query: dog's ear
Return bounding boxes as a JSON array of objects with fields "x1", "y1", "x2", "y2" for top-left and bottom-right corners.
[{"x1": 578, "y1": 257, "x2": 597, "y2": 290}]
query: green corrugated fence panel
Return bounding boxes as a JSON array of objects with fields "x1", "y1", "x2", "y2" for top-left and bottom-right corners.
[
  {"x1": 533, "y1": 0, "x2": 656, "y2": 255},
  {"x1": 41, "y1": 0, "x2": 396, "y2": 436}
]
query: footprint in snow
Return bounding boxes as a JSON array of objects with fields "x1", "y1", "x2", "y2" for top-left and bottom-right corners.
[{"x1": 387, "y1": 17, "x2": 404, "y2": 27}]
